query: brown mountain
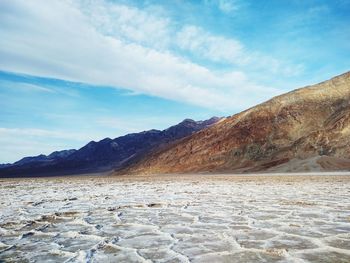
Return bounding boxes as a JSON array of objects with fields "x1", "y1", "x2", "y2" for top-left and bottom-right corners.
[{"x1": 119, "y1": 71, "x2": 350, "y2": 175}]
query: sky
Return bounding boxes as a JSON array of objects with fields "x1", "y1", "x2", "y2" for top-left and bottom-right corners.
[{"x1": 0, "y1": 0, "x2": 349, "y2": 163}]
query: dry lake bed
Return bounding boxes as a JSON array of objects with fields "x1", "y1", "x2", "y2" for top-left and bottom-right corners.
[{"x1": 0, "y1": 174, "x2": 350, "y2": 262}]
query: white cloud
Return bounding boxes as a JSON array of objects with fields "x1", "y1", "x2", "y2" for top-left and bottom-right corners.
[
  {"x1": 0, "y1": 127, "x2": 90, "y2": 163},
  {"x1": 176, "y1": 25, "x2": 304, "y2": 77},
  {"x1": 6, "y1": 82, "x2": 55, "y2": 93},
  {"x1": 218, "y1": 0, "x2": 239, "y2": 13},
  {"x1": 176, "y1": 25, "x2": 243, "y2": 64},
  {"x1": 0, "y1": 0, "x2": 286, "y2": 111},
  {"x1": 0, "y1": 127, "x2": 92, "y2": 142},
  {"x1": 204, "y1": 0, "x2": 239, "y2": 13},
  {"x1": 76, "y1": 0, "x2": 171, "y2": 49},
  {"x1": 0, "y1": 139, "x2": 63, "y2": 163},
  {"x1": 218, "y1": 0, "x2": 238, "y2": 13}
]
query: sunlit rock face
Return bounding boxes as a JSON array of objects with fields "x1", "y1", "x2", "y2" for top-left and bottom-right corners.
[
  {"x1": 1, "y1": 175, "x2": 350, "y2": 262},
  {"x1": 122, "y1": 71, "x2": 350, "y2": 174}
]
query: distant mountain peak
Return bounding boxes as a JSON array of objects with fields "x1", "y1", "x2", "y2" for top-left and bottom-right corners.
[
  {"x1": 0, "y1": 116, "x2": 221, "y2": 177},
  {"x1": 181, "y1": 118, "x2": 195, "y2": 123}
]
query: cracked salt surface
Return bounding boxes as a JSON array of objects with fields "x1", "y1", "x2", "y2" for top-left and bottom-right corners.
[{"x1": 0, "y1": 174, "x2": 350, "y2": 262}]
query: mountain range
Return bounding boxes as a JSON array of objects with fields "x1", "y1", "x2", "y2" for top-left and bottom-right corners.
[
  {"x1": 119, "y1": 71, "x2": 350, "y2": 175},
  {"x1": 1, "y1": 71, "x2": 350, "y2": 177},
  {"x1": 0, "y1": 117, "x2": 220, "y2": 177}
]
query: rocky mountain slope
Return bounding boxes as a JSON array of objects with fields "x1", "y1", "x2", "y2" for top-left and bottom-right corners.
[
  {"x1": 12, "y1": 150, "x2": 77, "y2": 166},
  {"x1": 0, "y1": 117, "x2": 220, "y2": 177},
  {"x1": 120, "y1": 71, "x2": 350, "y2": 174}
]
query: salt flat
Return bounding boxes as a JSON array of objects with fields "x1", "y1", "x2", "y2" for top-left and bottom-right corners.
[{"x1": 0, "y1": 174, "x2": 350, "y2": 262}]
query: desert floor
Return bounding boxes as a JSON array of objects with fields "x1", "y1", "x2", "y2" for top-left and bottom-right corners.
[{"x1": 0, "y1": 173, "x2": 350, "y2": 262}]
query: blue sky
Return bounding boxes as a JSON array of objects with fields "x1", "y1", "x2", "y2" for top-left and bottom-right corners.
[{"x1": 0, "y1": 0, "x2": 349, "y2": 163}]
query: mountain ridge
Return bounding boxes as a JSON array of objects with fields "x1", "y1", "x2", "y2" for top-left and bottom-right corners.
[
  {"x1": 118, "y1": 71, "x2": 350, "y2": 175},
  {"x1": 0, "y1": 117, "x2": 221, "y2": 177}
]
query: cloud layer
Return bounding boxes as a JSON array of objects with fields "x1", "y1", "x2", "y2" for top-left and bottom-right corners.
[{"x1": 0, "y1": 0, "x2": 285, "y2": 111}]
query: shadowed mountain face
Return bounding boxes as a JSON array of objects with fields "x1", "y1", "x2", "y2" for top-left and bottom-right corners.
[
  {"x1": 12, "y1": 150, "x2": 77, "y2": 166},
  {"x1": 121, "y1": 71, "x2": 350, "y2": 174},
  {"x1": 0, "y1": 117, "x2": 221, "y2": 177}
]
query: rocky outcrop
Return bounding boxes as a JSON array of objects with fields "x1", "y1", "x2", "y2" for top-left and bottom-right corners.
[{"x1": 120, "y1": 71, "x2": 350, "y2": 174}]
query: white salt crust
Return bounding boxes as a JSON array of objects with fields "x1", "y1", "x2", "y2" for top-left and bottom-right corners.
[{"x1": 0, "y1": 174, "x2": 349, "y2": 262}]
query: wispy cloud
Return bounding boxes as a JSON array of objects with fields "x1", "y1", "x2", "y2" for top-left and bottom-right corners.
[
  {"x1": 176, "y1": 25, "x2": 243, "y2": 64},
  {"x1": 0, "y1": 127, "x2": 89, "y2": 163},
  {"x1": 77, "y1": 0, "x2": 171, "y2": 49},
  {"x1": 205, "y1": 0, "x2": 240, "y2": 13},
  {"x1": 0, "y1": 126, "x2": 116, "y2": 162},
  {"x1": 9, "y1": 82, "x2": 55, "y2": 93},
  {"x1": 0, "y1": 127, "x2": 92, "y2": 141},
  {"x1": 0, "y1": 139, "x2": 63, "y2": 163},
  {"x1": 0, "y1": 0, "x2": 292, "y2": 111},
  {"x1": 0, "y1": 0, "x2": 348, "y2": 163}
]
